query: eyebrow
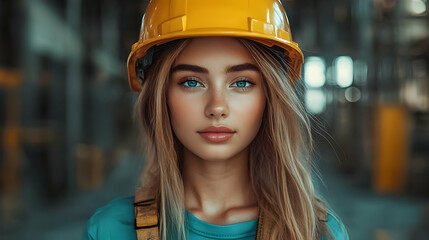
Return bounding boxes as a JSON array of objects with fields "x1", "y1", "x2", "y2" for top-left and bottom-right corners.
[
  {"x1": 226, "y1": 63, "x2": 260, "y2": 73},
  {"x1": 171, "y1": 64, "x2": 208, "y2": 74},
  {"x1": 170, "y1": 63, "x2": 260, "y2": 74}
]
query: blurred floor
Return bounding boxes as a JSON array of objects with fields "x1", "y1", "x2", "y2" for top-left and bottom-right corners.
[
  {"x1": 0, "y1": 152, "x2": 143, "y2": 240},
  {"x1": 318, "y1": 157, "x2": 429, "y2": 240},
  {"x1": 1, "y1": 152, "x2": 428, "y2": 240}
]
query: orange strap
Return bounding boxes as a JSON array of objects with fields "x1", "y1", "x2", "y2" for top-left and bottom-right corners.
[
  {"x1": 134, "y1": 188, "x2": 160, "y2": 240},
  {"x1": 255, "y1": 207, "x2": 272, "y2": 239}
]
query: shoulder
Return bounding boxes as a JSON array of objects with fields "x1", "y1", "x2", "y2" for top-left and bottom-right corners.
[
  {"x1": 82, "y1": 196, "x2": 136, "y2": 240},
  {"x1": 325, "y1": 213, "x2": 349, "y2": 240}
]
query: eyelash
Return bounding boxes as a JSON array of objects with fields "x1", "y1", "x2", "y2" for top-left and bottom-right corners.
[{"x1": 178, "y1": 78, "x2": 255, "y2": 91}]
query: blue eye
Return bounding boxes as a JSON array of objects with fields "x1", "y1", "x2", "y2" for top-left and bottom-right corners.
[
  {"x1": 232, "y1": 80, "x2": 254, "y2": 90},
  {"x1": 180, "y1": 79, "x2": 203, "y2": 88}
]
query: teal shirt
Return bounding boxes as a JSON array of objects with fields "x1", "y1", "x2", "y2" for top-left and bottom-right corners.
[{"x1": 82, "y1": 196, "x2": 348, "y2": 240}]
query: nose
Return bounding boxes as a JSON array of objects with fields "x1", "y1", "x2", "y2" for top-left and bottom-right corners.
[{"x1": 204, "y1": 88, "x2": 229, "y2": 119}]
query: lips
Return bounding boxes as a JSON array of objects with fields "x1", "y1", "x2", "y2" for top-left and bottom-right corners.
[{"x1": 197, "y1": 126, "x2": 236, "y2": 143}]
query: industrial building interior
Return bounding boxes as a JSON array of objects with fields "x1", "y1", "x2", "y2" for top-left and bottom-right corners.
[{"x1": 1, "y1": 0, "x2": 428, "y2": 239}]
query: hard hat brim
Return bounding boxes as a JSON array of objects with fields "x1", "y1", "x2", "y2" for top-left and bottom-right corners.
[{"x1": 127, "y1": 30, "x2": 304, "y2": 93}]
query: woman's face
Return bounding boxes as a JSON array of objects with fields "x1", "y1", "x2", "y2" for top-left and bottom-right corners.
[{"x1": 167, "y1": 37, "x2": 266, "y2": 162}]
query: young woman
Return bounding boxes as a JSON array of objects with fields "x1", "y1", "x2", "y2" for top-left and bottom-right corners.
[{"x1": 83, "y1": 0, "x2": 349, "y2": 239}]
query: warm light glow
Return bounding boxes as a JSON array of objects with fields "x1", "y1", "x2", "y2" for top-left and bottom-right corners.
[
  {"x1": 304, "y1": 57, "x2": 326, "y2": 88},
  {"x1": 335, "y1": 56, "x2": 354, "y2": 88},
  {"x1": 409, "y1": 0, "x2": 427, "y2": 15},
  {"x1": 305, "y1": 89, "x2": 326, "y2": 114}
]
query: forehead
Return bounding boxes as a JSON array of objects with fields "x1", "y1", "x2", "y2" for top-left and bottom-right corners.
[{"x1": 174, "y1": 37, "x2": 256, "y2": 66}]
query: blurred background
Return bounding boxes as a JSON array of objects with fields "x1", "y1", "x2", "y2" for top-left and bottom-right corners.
[{"x1": 0, "y1": 0, "x2": 428, "y2": 239}]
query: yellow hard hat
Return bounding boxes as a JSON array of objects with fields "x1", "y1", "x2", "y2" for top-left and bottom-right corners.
[{"x1": 127, "y1": 0, "x2": 304, "y2": 92}]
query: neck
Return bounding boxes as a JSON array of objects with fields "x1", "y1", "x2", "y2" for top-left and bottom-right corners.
[{"x1": 181, "y1": 147, "x2": 258, "y2": 222}]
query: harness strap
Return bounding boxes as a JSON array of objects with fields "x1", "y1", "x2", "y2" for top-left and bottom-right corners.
[
  {"x1": 255, "y1": 207, "x2": 272, "y2": 240},
  {"x1": 134, "y1": 188, "x2": 160, "y2": 240}
]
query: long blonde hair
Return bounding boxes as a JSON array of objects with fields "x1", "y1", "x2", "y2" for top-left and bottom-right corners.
[{"x1": 136, "y1": 38, "x2": 333, "y2": 240}]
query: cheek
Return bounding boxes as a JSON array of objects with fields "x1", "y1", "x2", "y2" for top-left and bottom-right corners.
[
  {"x1": 233, "y1": 91, "x2": 266, "y2": 133},
  {"x1": 167, "y1": 89, "x2": 201, "y2": 132}
]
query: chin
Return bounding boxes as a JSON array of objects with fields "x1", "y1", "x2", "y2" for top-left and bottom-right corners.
[
  {"x1": 191, "y1": 149, "x2": 229, "y2": 161},
  {"x1": 191, "y1": 145, "x2": 246, "y2": 162},
  {"x1": 196, "y1": 154, "x2": 235, "y2": 162}
]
